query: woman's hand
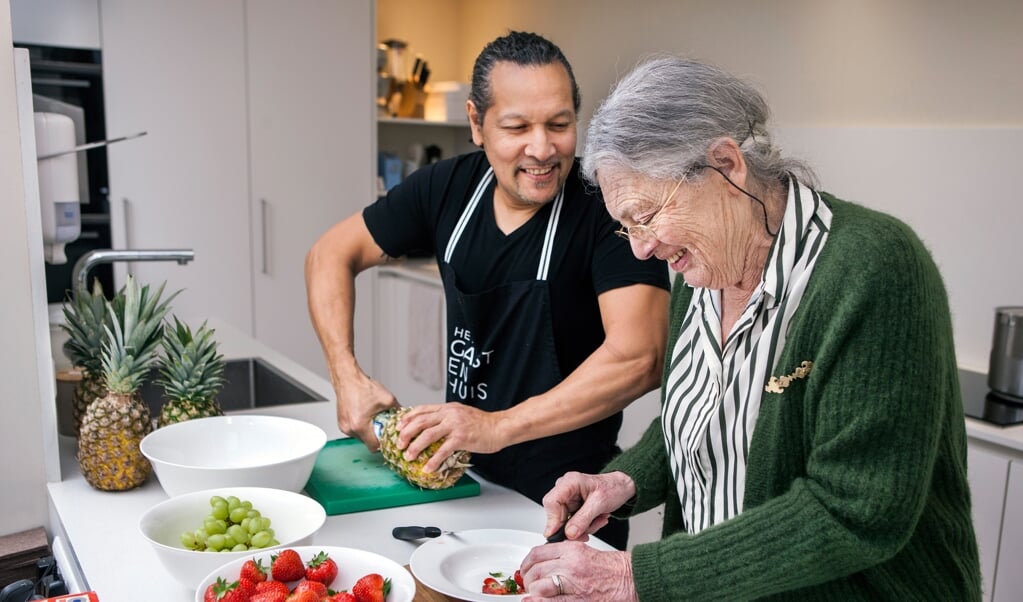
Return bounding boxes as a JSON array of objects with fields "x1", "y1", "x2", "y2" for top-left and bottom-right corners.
[
  {"x1": 542, "y1": 471, "x2": 637, "y2": 541},
  {"x1": 519, "y1": 541, "x2": 637, "y2": 601}
]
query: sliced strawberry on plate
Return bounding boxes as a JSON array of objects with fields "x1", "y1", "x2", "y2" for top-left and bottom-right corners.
[
  {"x1": 305, "y1": 550, "x2": 339, "y2": 584},
  {"x1": 482, "y1": 576, "x2": 508, "y2": 595},
  {"x1": 325, "y1": 593, "x2": 357, "y2": 602}
]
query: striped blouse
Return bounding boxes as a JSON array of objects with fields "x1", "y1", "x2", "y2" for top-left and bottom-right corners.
[{"x1": 662, "y1": 178, "x2": 832, "y2": 534}]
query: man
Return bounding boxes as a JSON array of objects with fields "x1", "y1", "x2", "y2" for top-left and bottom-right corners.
[{"x1": 305, "y1": 31, "x2": 669, "y2": 549}]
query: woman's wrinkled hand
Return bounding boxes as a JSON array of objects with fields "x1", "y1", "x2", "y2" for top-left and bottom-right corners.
[
  {"x1": 519, "y1": 540, "x2": 637, "y2": 601},
  {"x1": 541, "y1": 471, "x2": 637, "y2": 542}
]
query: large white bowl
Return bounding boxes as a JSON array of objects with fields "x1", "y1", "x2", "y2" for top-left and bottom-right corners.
[
  {"x1": 195, "y1": 545, "x2": 416, "y2": 602},
  {"x1": 140, "y1": 415, "x2": 327, "y2": 497},
  {"x1": 139, "y1": 486, "x2": 327, "y2": 590}
]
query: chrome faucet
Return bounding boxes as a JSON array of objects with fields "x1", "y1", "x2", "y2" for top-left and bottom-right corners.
[{"x1": 72, "y1": 249, "x2": 195, "y2": 299}]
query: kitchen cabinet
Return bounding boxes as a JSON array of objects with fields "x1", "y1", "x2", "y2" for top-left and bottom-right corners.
[
  {"x1": 994, "y1": 458, "x2": 1023, "y2": 601},
  {"x1": 100, "y1": 0, "x2": 252, "y2": 330},
  {"x1": 245, "y1": 0, "x2": 375, "y2": 378},
  {"x1": 968, "y1": 443, "x2": 1010, "y2": 601},
  {"x1": 99, "y1": 0, "x2": 376, "y2": 379}
]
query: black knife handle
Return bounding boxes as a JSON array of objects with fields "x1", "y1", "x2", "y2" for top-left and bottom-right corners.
[
  {"x1": 392, "y1": 525, "x2": 443, "y2": 541},
  {"x1": 546, "y1": 521, "x2": 568, "y2": 543}
]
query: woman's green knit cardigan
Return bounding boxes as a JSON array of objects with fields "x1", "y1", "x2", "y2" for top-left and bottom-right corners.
[{"x1": 605, "y1": 195, "x2": 981, "y2": 600}]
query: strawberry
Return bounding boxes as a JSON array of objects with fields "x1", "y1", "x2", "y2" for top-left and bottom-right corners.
[
  {"x1": 250, "y1": 590, "x2": 289, "y2": 602},
  {"x1": 203, "y1": 577, "x2": 249, "y2": 602},
  {"x1": 514, "y1": 569, "x2": 524, "y2": 590},
  {"x1": 305, "y1": 550, "x2": 339, "y2": 585},
  {"x1": 255, "y1": 580, "x2": 291, "y2": 598},
  {"x1": 482, "y1": 576, "x2": 508, "y2": 595},
  {"x1": 326, "y1": 593, "x2": 357, "y2": 602},
  {"x1": 291, "y1": 579, "x2": 328, "y2": 599},
  {"x1": 284, "y1": 590, "x2": 320, "y2": 602},
  {"x1": 271, "y1": 548, "x2": 306, "y2": 582},
  {"x1": 352, "y1": 573, "x2": 391, "y2": 602},
  {"x1": 241, "y1": 557, "x2": 268, "y2": 583}
]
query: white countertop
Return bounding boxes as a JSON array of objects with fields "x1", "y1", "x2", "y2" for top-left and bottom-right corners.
[
  {"x1": 47, "y1": 318, "x2": 557, "y2": 600},
  {"x1": 46, "y1": 317, "x2": 1023, "y2": 600}
]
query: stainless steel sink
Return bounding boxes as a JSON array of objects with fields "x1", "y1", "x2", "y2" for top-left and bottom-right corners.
[{"x1": 139, "y1": 357, "x2": 325, "y2": 416}]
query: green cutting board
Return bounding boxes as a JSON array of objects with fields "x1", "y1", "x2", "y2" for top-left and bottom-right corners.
[{"x1": 303, "y1": 438, "x2": 480, "y2": 515}]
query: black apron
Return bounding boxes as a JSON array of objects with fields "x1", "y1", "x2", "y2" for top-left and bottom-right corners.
[{"x1": 439, "y1": 169, "x2": 624, "y2": 525}]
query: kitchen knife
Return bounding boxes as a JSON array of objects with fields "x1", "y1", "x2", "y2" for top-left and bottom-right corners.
[
  {"x1": 392, "y1": 525, "x2": 448, "y2": 541},
  {"x1": 545, "y1": 520, "x2": 569, "y2": 543}
]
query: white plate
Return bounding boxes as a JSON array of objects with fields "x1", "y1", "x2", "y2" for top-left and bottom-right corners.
[
  {"x1": 194, "y1": 545, "x2": 416, "y2": 602},
  {"x1": 409, "y1": 529, "x2": 542, "y2": 601}
]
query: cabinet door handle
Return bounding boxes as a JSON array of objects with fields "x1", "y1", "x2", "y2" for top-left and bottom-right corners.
[
  {"x1": 122, "y1": 197, "x2": 134, "y2": 278},
  {"x1": 260, "y1": 198, "x2": 270, "y2": 275}
]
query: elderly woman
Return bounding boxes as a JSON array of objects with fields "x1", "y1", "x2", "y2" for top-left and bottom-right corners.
[{"x1": 519, "y1": 57, "x2": 981, "y2": 601}]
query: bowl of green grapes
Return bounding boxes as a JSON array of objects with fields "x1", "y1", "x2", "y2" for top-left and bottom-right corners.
[{"x1": 138, "y1": 486, "x2": 326, "y2": 590}]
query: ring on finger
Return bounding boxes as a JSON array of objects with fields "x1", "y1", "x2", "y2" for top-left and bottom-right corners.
[{"x1": 551, "y1": 574, "x2": 564, "y2": 596}]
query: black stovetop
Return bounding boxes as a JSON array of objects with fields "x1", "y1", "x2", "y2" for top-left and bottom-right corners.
[{"x1": 960, "y1": 369, "x2": 1023, "y2": 427}]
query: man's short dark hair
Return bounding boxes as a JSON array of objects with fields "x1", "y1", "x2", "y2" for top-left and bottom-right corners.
[{"x1": 469, "y1": 31, "x2": 581, "y2": 127}]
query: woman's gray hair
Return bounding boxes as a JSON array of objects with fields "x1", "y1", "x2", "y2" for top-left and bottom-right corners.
[{"x1": 582, "y1": 56, "x2": 817, "y2": 189}]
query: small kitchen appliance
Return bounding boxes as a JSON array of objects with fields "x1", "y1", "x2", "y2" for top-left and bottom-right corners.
[{"x1": 989, "y1": 307, "x2": 1023, "y2": 402}]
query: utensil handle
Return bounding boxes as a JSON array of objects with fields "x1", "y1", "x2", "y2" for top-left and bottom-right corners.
[
  {"x1": 392, "y1": 526, "x2": 442, "y2": 540},
  {"x1": 545, "y1": 521, "x2": 568, "y2": 543}
]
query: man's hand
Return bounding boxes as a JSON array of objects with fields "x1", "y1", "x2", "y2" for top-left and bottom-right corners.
[
  {"x1": 395, "y1": 403, "x2": 507, "y2": 471},
  {"x1": 333, "y1": 371, "x2": 399, "y2": 451}
]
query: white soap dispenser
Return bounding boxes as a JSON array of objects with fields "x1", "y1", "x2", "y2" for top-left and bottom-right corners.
[{"x1": 34, "y1": 111, "x2": 81, "y2": 265}]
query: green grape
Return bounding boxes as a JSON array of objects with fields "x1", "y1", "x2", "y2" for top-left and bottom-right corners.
[
  {"x1": 180, "y1": 531, "x2": 197, "y2": 549},
  {"x1": 204, "y1": 518, "x2": 227, "y2": 535},
  {"x1": 226, "y1": 496, "x2": 241, "y2": 510},
  {"x1": 194, "y1": 529, "x2": 208, "y2": 547},
  {"x1": 231, "y1": 543, "x2": 248, "y2": 552},
  {"x1": 246, "y1": 519, "x2": 260, "y2": 535},
  {"x1": 223, "y1": 534, "x2": 237, "y2": 549},
  {"x1": 246, "y1": 509, "x2": 261, "y2": 519},
  {"x1": 250, "y1": 530, "x2": 272, "y2": 548},
  {"x1": 207, "y1": 534, "x2": 226, "y2": 552},
  {"x1": 209, "y1": 495, "x2": 226, "y2": 507},
  {"x1": 211, "y1": 500, "x2": 229, "y2": 521},
  {"x1": 227, "y1": 524, "x2": 248, "y2": 544},
  {"x1": 229, "y1": 507, "x2": 248, "y2": 524}
]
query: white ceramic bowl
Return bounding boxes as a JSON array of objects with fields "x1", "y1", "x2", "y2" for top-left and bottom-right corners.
[
  {"x1": 139, "y1": 486, "x2": 327, "y2": 590},
  {"x1": 195, "y1": 545, "x2": 416, "y2": 602},
  {"x1": 140, "y1": 415, "x2": 327, "y2": 497}
]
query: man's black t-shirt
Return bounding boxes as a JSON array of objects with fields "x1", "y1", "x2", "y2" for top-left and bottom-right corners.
[{"x1": 364, "y1": 151, "x2": 670, "y2": 380}]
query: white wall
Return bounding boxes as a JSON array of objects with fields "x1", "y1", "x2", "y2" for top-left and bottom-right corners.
[
  {"x1": 9, "y1": 0, "x2": 100, "y2": 49},
  {"x1": 0, "y1": 1, "x2": 53, "y2": 537}
]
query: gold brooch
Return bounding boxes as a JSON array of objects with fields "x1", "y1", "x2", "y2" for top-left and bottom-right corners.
[{"x1": 765, "y1": 360, "x2": 813, "y2": 394}]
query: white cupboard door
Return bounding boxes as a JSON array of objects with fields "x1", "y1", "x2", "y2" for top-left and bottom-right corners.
[
  {"x1": 969, "y1": 444, "x2": 1010, "y2": 601},
  {"x1": 100, "y1": 0, "x2": 253, "y2": 331},
  {"x1": 995, "y1": 460, "x2": 1023, "y2": 601},
  {"x1": 245, "y1": 0, "x2": 375, "y2": 379}
]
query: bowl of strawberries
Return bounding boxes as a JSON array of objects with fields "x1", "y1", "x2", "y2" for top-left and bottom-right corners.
[{"x1": 194, "y1": 545, "x2": 416, "y2": 602}]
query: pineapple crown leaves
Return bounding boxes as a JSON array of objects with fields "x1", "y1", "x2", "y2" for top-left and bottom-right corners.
[
  {"x1": 154, "y1": 316, "x2": 226, "y2": 403},
  {"x1": 100, "y1": 275, "x2": 180, "y2": 395},
  {"x1": 61, "y1": 279, "x2": 109, "y2": 375}
]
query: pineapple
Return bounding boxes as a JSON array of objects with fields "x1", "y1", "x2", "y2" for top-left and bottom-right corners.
[
  {"x1": 78, "y1": 275, "x2": 177, "y2": 491},
  {"x1": 61, "y1": 279, "x2": 109, "y2": 435},
  {"x1": 155, "y1": 317, "x2": 226, "y2": 427},
  {"x1": 374, "y1": 407, "x2": 471, "y2": 489}
]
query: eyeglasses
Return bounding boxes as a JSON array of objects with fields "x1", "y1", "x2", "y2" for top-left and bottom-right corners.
[{"x1": 613, "y1": 166, "x2": 704, "y2": 242}]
